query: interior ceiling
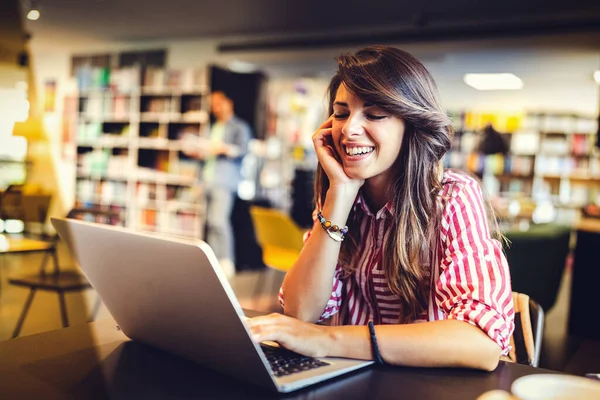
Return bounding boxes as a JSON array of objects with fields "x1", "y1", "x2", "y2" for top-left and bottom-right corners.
[
  {"x1": 22, "y1": 0, "x2": 600, "y2": 45},
  {"x1": 1, "y1": 0, "x2": 26, "y2": 64},
  {"x1": 16, "y1": 0, "x2": 600, "y2": 114}
]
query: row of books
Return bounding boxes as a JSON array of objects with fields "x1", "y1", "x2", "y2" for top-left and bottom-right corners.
[
  {"x1": 79, "y1": 95, "x2": 132, "y2": 119},
  {"x1": 536, "y1": 156, "x2": 600, "y2": 177},
  {"x1": 77, "y1": 67, "x2": 141, "y2": 93},
  {"x1": 143, "y1": 97, "x2": 177, "y2": 113},
  {"x1": 136, "y1": 209, "x2": 200, "y2": 237},
  {"x1": 76, "y1": 66, "x2": 208, "y2": 95},
  {"x1": 77, "y1": 123, "x2": 130, "y2": 143},
  {"x1": 143, "y1": 68, "x2": 208, "y2": 92},
  {"x1": 445, "y1": 151, "x2": 600, "y2": 178},
  {"x1": 71, "y1": 204, "x2": 126, "y2": 226},
  {"x1": 451, "y1": 130, "x2": 598, "y2": 157},
  {"x1": 167, "y1": 211, "x2": 201, "y2": 236},
  {"x1": 76, "y1": 179, "x2": 128, "y2": 205},
  {"x1": 79, "y1": 94, "x2": 205, "y2": 118},
  {"x1": 166, "y1": 184, "x2": 202, "y2": 203},
  {"x1": 78, "y1": 151, "x2": 130, "y2": 177},
  {"x1": 443, "y1": 153, "x2": 535, "y2": 177},
  {"x1": 453, "y1": 111, "x2": 598, "y2": 134}
]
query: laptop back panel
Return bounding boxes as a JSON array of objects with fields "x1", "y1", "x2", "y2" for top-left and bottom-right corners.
[{"x1": 51, "y1": 218, "x2": 277, "y2": 391}]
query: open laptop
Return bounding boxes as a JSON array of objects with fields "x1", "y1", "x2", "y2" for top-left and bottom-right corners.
[{"x1": 51, "y1": 218, "x2": 372, "y2": 393}]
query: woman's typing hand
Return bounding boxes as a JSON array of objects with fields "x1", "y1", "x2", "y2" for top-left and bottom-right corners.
[{"x1": 247, "y1": 313, "x2": 332, "y2": 358}]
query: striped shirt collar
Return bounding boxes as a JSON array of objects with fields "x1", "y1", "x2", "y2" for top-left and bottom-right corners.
[{"x1": 355, "y1": 190, "x2": 395, "y2": 219}]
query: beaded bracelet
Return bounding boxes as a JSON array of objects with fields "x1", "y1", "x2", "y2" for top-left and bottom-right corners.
[{"x1": 317, "y1": 211, "x2": 348, "y2": 242}]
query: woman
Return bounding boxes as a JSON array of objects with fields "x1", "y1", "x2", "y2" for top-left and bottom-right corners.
[{"x1": 248, "y1": 46, "x2": 514, "y2": 371}]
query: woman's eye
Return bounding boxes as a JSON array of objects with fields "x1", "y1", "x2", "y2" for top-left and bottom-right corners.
[
  {"x1": 333, "y1": 114, "x2": 349, "y2": 119},
  {"x1": 366, "y1": 114, "x2": 387, "y2": 121}
]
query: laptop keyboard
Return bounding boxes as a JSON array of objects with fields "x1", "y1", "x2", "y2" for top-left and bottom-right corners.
[{"x1": 261, "y1": 344, "x2": 331, "y2": 377}]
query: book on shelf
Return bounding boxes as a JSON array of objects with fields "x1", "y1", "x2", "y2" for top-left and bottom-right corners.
[
  {"x1": 143, "y1": 68, "x2": 166, "y2": 90},
  {"x1": 112, "y1": 95, "x2": 131, "y2": 119},
  {"x1": 108, "y1": 67, "x2": 140, "y2": 93},
  {"x1": 168, "y1": 211, "x2": 198, "y2": 235},
  {"x1": 76, "y1": 66, "x2": 110, "y2": 91},
  {"x1": 166, "y1": 69, "x2": 182, "y2": 89},
  {"x1": 142, "y1": 67, "x2": 208, "y2": 93},
  {"x1": 140, "y1": 208, "x2": 158, "y2": 227}
]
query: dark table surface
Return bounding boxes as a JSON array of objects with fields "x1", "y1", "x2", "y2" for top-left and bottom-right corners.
[{"x1": 0, "y1": 316, "x2": 558, "y2": 400}]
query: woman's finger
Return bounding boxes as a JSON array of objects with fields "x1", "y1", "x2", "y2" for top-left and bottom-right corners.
[
  {"x1": 250, "y1": 324, "x2": 286, "y2": 343},
  {"x1": 312, "y1": 127, "x2": 333, "y2": 144},
  {"x1": 317, "y1": 115, "x2": 334, "y2": 130},
  {"x1": 312, "y1": 116, "x2": 333, "y2": 139},
  {"x1": 247, "y1": 313, "x2": 288, "y2": 328}
]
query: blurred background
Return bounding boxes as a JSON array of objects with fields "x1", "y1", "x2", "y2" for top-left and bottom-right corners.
[{"x1": 1, "y1": 0, "x2": 600, "y2": 375}]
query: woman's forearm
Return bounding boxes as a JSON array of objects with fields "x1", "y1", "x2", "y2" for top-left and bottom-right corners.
[
  {"x1": 281, "y1": 185, "x2": 357, "y2": 322},
  {"x1": 324, "y1": 320, "x2": 502, "y2": 371}
]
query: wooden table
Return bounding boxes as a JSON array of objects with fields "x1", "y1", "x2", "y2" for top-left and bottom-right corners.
[{"x1": 0, "y1": 318, "x2": 560, "y2": 400}]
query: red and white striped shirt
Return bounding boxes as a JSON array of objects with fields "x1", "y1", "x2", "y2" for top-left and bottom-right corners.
[{"x1": 280, "y1": 170, "x2": 515, "y2": 355}]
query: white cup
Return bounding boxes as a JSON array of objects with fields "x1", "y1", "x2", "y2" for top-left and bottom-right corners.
[{"x1": 511, "y1": 374, "x2": 600, "y2": 400}]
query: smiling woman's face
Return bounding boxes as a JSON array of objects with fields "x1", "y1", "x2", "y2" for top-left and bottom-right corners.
[{"x1": 331, "y1": 84, "x2": 406, "y2": 188}]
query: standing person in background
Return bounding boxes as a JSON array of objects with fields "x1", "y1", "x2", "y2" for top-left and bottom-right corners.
[{"x1": 182, "y1": 91, "x2": 251, "y2": 279}]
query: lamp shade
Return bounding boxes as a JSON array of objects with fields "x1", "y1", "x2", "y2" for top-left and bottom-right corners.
[{"x1": 13, "y1": 118, "x2": 45, "y2": 141}]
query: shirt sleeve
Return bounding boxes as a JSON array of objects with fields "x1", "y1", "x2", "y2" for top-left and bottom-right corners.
[
  {"x1": 278, "y1": 228, "x2": 344, "y2": 322},
  {"x1": 225, "y1": 120, "x2": 251, "y2": 160},
  {"x1": 434, "y1": 179, "x2": 515, "y2": 355}
]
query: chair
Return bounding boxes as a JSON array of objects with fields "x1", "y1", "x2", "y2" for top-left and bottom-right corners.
[
  {"x1": 504, "y1": 224, "x2": 571, "y2": 312},
  {"x1": 0, "y1": 186, "x2": 59, "y2": 291},
  {"x1": 249, "y1": 206, "x2": 306, "y2": 309},
  {"x1": 0, "y1": 185, "x2": 27, "y2": 222},
  {"x1": 8, "y1": 271, "x2": 98, "y2": 338},
  {"x1": 7, "y1": 208, "x2": 117, "y2": 338},
  {"x1": 508, "y1": 292, "x2": 544, "y2": 367}
]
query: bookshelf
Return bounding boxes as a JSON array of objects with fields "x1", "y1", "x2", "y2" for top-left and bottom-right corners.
[
  {"x1": 71, "y1": 65, "x2": 210, "y2": 238},
  {"x1": 444, "y1": 111, "x2": 599, "y2": 209}
]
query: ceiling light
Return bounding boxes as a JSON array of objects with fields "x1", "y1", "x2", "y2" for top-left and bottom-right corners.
[
  {"x1": 27, "y1": 1, "x2": 41, "y2": 21},
  {"x1": 594, "y1": 70, "x2": 600, "y2": 85},
  {"x1": 27, "y1": 9, "x2": 40, "y2": 21},
  {"x1": 463, "y1": 73, "x2": 524, "y2": 91},
  {"x1": 227, "y1": 61, "x2": 258, "y2": 73}
]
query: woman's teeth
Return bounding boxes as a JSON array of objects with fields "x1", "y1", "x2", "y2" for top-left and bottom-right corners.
[{"x1": 345, "y1": 146, "x2": 374, "y2": 156}]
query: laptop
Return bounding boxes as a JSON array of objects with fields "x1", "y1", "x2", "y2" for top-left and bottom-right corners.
[{"x1": 51, "y1": 218, "x2": 372, "y2": 393}]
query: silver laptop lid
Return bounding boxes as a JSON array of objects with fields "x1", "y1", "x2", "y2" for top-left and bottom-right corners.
[{"x1": 51, "y1": 217, "x2": 277, "y2": 391}]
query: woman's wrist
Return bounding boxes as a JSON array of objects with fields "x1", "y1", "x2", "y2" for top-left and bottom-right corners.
[
  {"x1": 321, "y1": 186, "x2": 358, "y2": 230},
  {"x1": 325, "y1": 184, "x2": 360, "y2": 209},
  {"x1": 318, "y1": 325, "x2": 339, "y2": 358},
  {"x1": 328, "y1": 180, "x2": 363, "y2": 196},
  {"x1": 319, "y1": 325, "x2": 372, "y2": 360}
]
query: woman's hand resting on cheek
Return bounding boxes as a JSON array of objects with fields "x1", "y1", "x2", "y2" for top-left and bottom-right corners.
[
  {"x1": 313, "y1": 116, "x2": 364, "y2": 193},
  {"x1": 247, "y1": 313, "x2": 332, "y2": 358}
]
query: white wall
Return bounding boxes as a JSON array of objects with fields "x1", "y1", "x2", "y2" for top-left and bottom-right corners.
[{"x1": 428, "y1": 49, "x2": 600, "y2": 116}]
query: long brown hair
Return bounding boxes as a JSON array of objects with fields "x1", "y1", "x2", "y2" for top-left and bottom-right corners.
[{"x1": 315, "y1": 46, "x2": 458, "y2": 322}]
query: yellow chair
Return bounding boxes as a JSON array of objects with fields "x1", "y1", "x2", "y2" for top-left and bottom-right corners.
[{"x1": 249, "y1": 206, "x2": 306, "y2": 309}]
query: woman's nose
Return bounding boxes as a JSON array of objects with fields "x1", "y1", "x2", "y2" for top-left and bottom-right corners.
[{"x1": 341, "y1": 115, "x2": 364, "y2": 137}]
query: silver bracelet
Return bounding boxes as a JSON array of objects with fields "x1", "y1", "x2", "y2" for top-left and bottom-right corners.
[{"x1": 326, "y1": 229, "x2": 344, "y2": 242}]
